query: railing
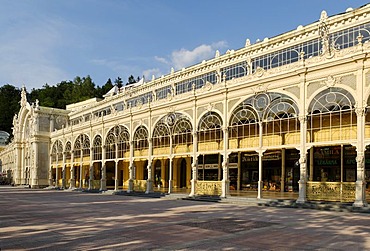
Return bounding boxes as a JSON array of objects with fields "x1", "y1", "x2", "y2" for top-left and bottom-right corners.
[
  {"x1": 196, "y1": 181, "x2": 222, "y2": 196},
  {"x1": 306, "y1": 181, "x2": 356, "y2": 202}
]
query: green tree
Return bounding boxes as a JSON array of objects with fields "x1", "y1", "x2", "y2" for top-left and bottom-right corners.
[
  {"x1": 126, "y1": 75, "x2": 136, "y2": 86},
  {"x1": 96, "y1": 78, "x2": 114, "y2": 98},
  {"x1": 0, "y1": 84, "x2": 21, "y2": 135},
  {"x1": 114, "y1": 77, "x2": 123, "y2": 88},
  {"x1": 63, "y1": 76, "x2": 96, "y2": 104}
]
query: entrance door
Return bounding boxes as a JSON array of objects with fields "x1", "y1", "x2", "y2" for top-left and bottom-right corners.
[
  {"x1": 154, "y1": 160, "x2": 161, "y2": 186},
  {"x1": 179, "y1": 158, "x2": 187, "y2": 188}
]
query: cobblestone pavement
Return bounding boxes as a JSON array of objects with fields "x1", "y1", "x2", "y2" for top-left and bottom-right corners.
[{"x1": 0, "y1": 186, "x2": 370, "y2": 251}]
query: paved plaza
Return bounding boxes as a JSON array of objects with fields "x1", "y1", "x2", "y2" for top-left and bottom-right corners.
[{"x1": 0, "y1": 187, "x2": 370, "y2": 251}]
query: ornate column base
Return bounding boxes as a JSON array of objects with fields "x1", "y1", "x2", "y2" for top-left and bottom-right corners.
[
  {"x1": 127, "y1": 179, "x2": 134, "y2": 193},
  {"x1": 69, "y1": 179, "x2": 75, "y2": 189},
  {"x1": 168, "y1": 180, "x2": 173, "y2": 194},
  {"x1": 146, "y1": 179, "x2": 154, "y2": 194},
  {"x1": 221, "y1": 180, "x2": 230, "y2": 198},
  {"x1": 100, "y1": 178, "x2": 107, "y2": 191},
  {"x1": 296, "y1": 179, "x2": 307, "y2": 204},
  {"x1": 88, "y1": 179, "x2": 92, "y2": 190},
  {"x1": 114, "y1": 179, "x2": 118, "y2": 191},
  {"x1": 189, "y1": 179, "x2": 196, "y2": 197},
  {"x1": 353, "y1": 180, "x2": 368, "y2": 207}
]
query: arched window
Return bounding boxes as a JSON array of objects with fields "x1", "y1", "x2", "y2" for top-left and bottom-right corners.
[
  {"x1": 198, "y1": 112, "x2": 223, "y2": 144},
  {"x1": 229, "y1": 92, "x2": 299, "y2": 148},
  {"x1": 229, "y1": 104, "x2": 259, "y2": 142},
  {"x1": 105, "y1": 125, "x2": 130, "y2": 159},
  {"x1": 82, "y1": 136, "x2": 90, "y2": 158},
  {"x1": 262, "y1": 95, "x2": 299, "y2": 146},
  {"x1": 65, "y1": 142, "x2": 72, "y2": 162},
  {"x1": 92, "y1": 136, "x2": 102, "y2": 161},
  {"x1": 133, "y1": 126, "x2": 149, "y2": 151},
  {"x1": 153, "y1": 122, "x2": 170, "y2": 148},
  {"x1": 117, "y1": 126, "x2": 130, "y2": 158},
  {"x1": 74, "y1": 136, "x2": 82, "y2": 158},
  {"x1": 105, "y1": 131, "x2": 116, "y2": 160},
  {"x1": 51, "y1": 140, "x2": 63, "y2": 163},
  {"x1": 173, "y1": 115, "x2": 193, "y2": 146},
  {"x1": 152, "y1": 113, "x2": 193, "y2": 154},
  {"x1": 308, "y1": 87, "x2": 356, "y2": 142},
  {"x1": 73, "y1": 134, "x2": 89, "y2": 160}
]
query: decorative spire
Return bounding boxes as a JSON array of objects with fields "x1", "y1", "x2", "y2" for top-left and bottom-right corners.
[
  {"x1": 319, "y1": 10, "x2": 330, "y2": 56},
  {"x1": 21, "y1": 85, "x2": 27, "y2": 107}
]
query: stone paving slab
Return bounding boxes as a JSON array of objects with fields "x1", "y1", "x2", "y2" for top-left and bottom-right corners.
[{"x1": 0, "y1": 186, "x2": 370, "y2": 250}]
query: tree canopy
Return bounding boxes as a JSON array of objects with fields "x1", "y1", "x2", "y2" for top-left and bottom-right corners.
[
  {"x1": 0, "y1": 75, "x2": 129, "y2": 138},
  {"x1": 0, "y1": 84, "x2": 21, "y2": 135}
]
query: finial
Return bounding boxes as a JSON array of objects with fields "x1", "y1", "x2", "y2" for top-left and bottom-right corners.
[
  {"x1": 245, "y1": 39, "x2": 251, "y2": 47},
  {"x1": 215, "y1": 50, "x2": 220, "y2": 58}
]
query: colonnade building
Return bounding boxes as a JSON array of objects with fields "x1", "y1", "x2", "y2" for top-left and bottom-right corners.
[{"x1": 2, "y1": 5, "x2": 370, "y2": 207}]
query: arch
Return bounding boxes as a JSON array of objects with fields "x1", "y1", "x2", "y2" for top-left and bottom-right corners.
[
  {"x1": 307, "y1": 87, "x2": 356, "y2": 143},
  {"x1": 198, "y1": 111, "x2": 223, "y2": 131},
  {"x1": 51, "y1": 140, "x2": 63, "y2": 163},
  {"x1": 92, "y1": 135, "x2": 102, "y2": 161},
  {"x1": 16, "y1": 102, "x2": 32, "y2": 143},
  {"x1": 73, "y1": 134, "x2": 90, "y2": 159},
  {"x1": 133, "y1": 125, "x2": 149, "y2": 151},
  {"x1": 263, "y1": 96, "x2": 299, "y2": 121},
  {"x1": 229, "y1": 103, "x2": 259, "y2": 144},
  {"x1": 229, "y1": 104, "x2": 259, "y2": 126},
  {"x1": 152, "y1": 121, "x2": 170, "y2": 148},
  {"x1": 105, "y1": 125, "x2": 130, "y2": 159},
  {"x1": 152, "y1": 113, "x2": 193, "y2": 150},
  {"x1": 262, "y1": 95, "x2": 300, "y2": 146},
  {"x1": 117, "y1": 126, "x2": 130, "y2": 158},
  {"x1": 173, "y1": 115, "x2": 193, "y2": 146},
  {"x1": 308, "y1": 87, "x2": 355, "y2": 113},
  {"x1": 64, "y1": 141, "x2": 72, "y2": 162},
  {"x1": 105, "y1": 131, "x2": 116, "y2": 160},
  {"x1": 229, "y1": 92, "x2": 300, "y2": 147},
  {"x1": 198, "y1": 111, "x2": 223, "y2": 147},
  {"x1": 82, "y1": 135, "x2": 90, "y2": 158}
]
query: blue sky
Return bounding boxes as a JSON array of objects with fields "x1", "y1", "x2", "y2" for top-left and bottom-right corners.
[{"x1": 0, "y1": 0, "x2": 369, "y2": 90}]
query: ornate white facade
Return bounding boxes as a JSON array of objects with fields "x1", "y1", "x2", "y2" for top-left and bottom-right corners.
[{"x1": 2, "y1": 5, "x2": 370, "y2": 206}]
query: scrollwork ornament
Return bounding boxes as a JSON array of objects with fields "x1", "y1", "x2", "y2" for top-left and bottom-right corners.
[
  {"x1": 206, "y1": 103, "x2": 214, "y2": 112},
  {"x1": 325, "y1": 75, "x2": 336, "y2": 87},
  {"x1": 355, "y1": 107, "x2": 366, "y2": 117},
  {"x1": 166, "y1": 113, "x2": 176, "y2": 126},
  {"x1": 254, "y1": 67, "x2": 265, "y2": 77},
  {"x1": 298, "y1": 115, "x2": 307, "y2": 123}
]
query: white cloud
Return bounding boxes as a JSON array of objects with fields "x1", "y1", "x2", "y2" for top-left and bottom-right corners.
[
  {"x1": 154, "y1": 56, "x2": 169, "y2": 65},
  {"x1": 154, "y1": 41, "x2": 228, "y2": 70},
  {"x1": 142, "y1": 68, "x2": 162, "y2": 80}
]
